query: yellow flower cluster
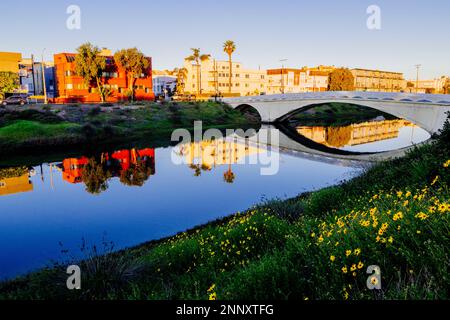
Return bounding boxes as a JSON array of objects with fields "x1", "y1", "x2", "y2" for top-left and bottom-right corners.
[
  {"x1": 309, "y1": 177, "x2": 449, "y2": 300},
  {"x1": 443, "y1": 160, "x2": 450, "y2": 168}
]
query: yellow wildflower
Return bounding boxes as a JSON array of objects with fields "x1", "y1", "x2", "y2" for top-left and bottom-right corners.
[
  {"x1": 207, "y1": 284, "x2": 216, "y2": 292},
  {"x1": 209, "y1": 292, "x2": 217, "y2": 300},
  {"x1": 393, "y1": 212, "x2": 403, "y2": 221},
  {"x1": 330, "y1": 255, "x2": 336, "y2": 262},
  {"x1": 415, "y1": 212, "x2": 429, "y2": 220}
]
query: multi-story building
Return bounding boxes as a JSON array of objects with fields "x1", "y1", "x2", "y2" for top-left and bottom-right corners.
[
  {"x1": 152, "y1": 70, "x2": 177, "y2": 97},
  {"x1": 182, "y1": 58, "x2": 267, "y2": 97},
  {"x1": 267, "y1": 68, "x2": 304, "y2": 94},
  {"x1": 0, "y1": 52, "x2": 55, "y2": 98},
  {"x1": 18, "y1": 58, "x2": 56, "y2": 98},
  {"x1": 351, "y1": 68, "x2": 406, "y2": 92},
  {"x1": 406, "y1": 76, "x2": 449, "y2": 94},
  {"x1": 54, "y1": 49, "x2": 154, "y2": 103},
  {"x1": 267, "y1": 66, "x2": 334, "y2": 94},
  {"x1": 303, "y1": 66, "x2": 335, "y2": 92}
]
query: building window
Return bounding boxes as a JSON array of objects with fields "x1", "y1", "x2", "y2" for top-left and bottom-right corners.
[
  {"x1": 66, "y1": 83, "x2": 73, "y2": 90},
  {"x1": 65, "y1": 70, "x2": 72, "y2": 77}
]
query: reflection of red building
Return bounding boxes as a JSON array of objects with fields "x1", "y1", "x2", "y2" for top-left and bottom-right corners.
[
  {"x1": 62, "y1": 157, "x2": 89, "y2": 183},
  {"x1": 110, "y1": 148, "x2": 155, "y2": 172},
  {"x1": 53, "y1": 50, "x2": 154, "y2": 103},
  {"x1": 60, "y1": 149, "x2": 155, "y2": 184}
]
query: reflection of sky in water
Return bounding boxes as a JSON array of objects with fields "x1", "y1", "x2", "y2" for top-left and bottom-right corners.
[
  {"x1": 0, "y1": 145, "x2": 360, "y2": 280},
  {"x1": 341, "y1": 126, "x2": 430, "y2": 153}
]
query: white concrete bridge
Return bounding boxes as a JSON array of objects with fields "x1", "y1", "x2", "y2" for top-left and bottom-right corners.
[{"x1": 224, "y1": 91, "x2": 450, "y2": 134}]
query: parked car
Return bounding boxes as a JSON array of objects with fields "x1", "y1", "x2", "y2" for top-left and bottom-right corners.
[{"x1": 1, "y1": 95, "x2": 28, "y2": 106}]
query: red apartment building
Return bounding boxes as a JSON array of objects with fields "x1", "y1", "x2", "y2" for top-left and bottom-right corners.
[{"x1": 53, "y1": 50, "x2": 154, "y2": 103}]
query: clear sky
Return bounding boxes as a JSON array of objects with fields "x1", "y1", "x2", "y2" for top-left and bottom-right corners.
[{"x1": 1, "y1": 0, "x2": 449, "y2": 79}]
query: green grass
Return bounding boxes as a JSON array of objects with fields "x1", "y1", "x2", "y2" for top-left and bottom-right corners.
[
  {"x1": 0, "y1": 120, "x2": 80, "y2": 141},
  {"x1": 0, "y1": 102, "x2": 254, "y2": 153}
]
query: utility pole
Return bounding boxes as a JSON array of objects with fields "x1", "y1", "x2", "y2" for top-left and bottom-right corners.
[
  {"x1": 30, "y1": 54, "x2": 37, "y2": 96},
  {"x1": 279, "y1": 59, "x2": 287, "y2": 94},
  {"x1": 415, "y1": 64, "x2": 421, "y2": 94},
  {"x1": 41, "y1": 49, "x2": 48, "y2": 104}
]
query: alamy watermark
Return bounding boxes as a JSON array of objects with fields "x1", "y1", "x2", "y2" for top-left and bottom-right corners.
[
  {"x1": 367, "y1": 5, "x2": 381, "y2": 30},
  {"x1": 171, "y1": 122, "x2": 280, "y2": 176},
  {"x1": 66, "y1": 265, "x2": 81, "y2": 290},
  {"x1": 66, "y1": 5, "x2": 81, "y2": 30},
  {"x1": 366, "y1": 265, "x2": 382, "y2": 290}
]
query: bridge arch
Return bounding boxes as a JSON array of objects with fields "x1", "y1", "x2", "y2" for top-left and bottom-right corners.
[
  {"x1": 234, "y1": 103, "x2": 262, "y2": 122},
  {"x1": 226, "y1": 92, "x2": 450, "y2": 134}
]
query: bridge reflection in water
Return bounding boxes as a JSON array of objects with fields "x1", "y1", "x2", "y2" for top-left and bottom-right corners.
[{"x1": 296, "y1": 119, "x2": 415, "y2": 149}]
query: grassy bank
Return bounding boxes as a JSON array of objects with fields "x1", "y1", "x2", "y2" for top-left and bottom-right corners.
[
  {"x1": 1, "y1": 116, "x2": 448, "y2": 300},
  {"x1": 0, "y1": 101, "x2": 254, "y2": 154}
]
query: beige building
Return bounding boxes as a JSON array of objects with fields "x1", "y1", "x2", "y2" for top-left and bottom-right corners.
[
  {"x1": 406, "y1": 76, "x2": 449, "y2": 94},
  {"x1": 303, "y1": 66, "x2": 335, "y2": 92},
  {"x1": 181, "y1": 58, "x2": 267, "y2": 97},
  {"x1": 267, "y1": 68, "x2": 303, "y2": 94},
  {"x1": 267, "y1": 66, "x2": 334, "y2": 94},
  {"x1": 351, "y1": 68, "x2": 406, "y2": 92}
]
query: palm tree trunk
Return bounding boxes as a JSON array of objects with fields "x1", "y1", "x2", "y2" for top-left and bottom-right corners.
[{"x1": 228, "y1": 54, "x2": 232, "y2": 94}]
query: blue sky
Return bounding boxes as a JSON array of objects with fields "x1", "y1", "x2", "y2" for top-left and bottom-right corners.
[{"x1": 1, "y1": 0, "x2": 448, "y2": 79}]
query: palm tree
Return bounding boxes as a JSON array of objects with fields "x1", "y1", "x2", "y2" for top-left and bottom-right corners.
[
  {"x1": 186, "y1": 48, "x2": 210, "y2": 96},
  {"x1": 223, "y1": 40, "x2": 236, "y2": 95},
  {"x1": 175, "y1": 67, "x2": 188, "y2": 95}
]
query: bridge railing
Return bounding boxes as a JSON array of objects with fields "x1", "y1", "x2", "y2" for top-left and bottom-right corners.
[{"x1": 223, "y1": 91, "x2": 450, "y2": 105}]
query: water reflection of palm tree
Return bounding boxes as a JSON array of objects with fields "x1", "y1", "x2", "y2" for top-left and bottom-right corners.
[
  {"x1": 120, "y1": 160, "x2": 152, "y2": 187},
  {"x1": 223, "y1": 137, "x2": 236, "y2": 184},
  {"x1": 81, "y1": 158, "x2": 111, "y2": 195},
  {"x1": 189, "y1": 164, "x2": 202, "y2": 177}
]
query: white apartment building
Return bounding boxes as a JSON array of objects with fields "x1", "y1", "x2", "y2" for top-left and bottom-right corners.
[
  {"x1": 153, "y1": 74, "x2": 177, "y2": 97},
  {"x1": 182, "y1": 58, "x2": 267, "y2": 97}
]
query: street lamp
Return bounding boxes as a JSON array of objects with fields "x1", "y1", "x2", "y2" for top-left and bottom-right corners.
[
  {"x1": 280, "y1": 59, "x2": 287, "y2": 94},
  {"x1": 41, "y1": 48, "x2": 48, "y2": 104},
  {"x1": 415, "y1": 64, "x2": 421, "y2": 94}
]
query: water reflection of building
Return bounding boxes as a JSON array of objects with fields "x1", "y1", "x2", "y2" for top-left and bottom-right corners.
[
  {"x1": 296, "y1": 119, "x2": 415, "y2": 148},
  {"x1": 0, "y1": 167, "x2": 33, "y2": 196},
  {"x1": 60, "y1": 148, "x2": 156, "y2": 185},
  {"x1": 178, "y1": 139, "x2": 263, "y2": 170}
]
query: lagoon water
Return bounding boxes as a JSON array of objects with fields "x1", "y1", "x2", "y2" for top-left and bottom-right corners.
[{"x1": 0, "y1": 118, "x2": 430, "y2": 279}]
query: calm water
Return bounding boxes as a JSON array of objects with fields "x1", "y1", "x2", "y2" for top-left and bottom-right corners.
[{"x1": 0, "y1": 118, "x2": 430, "y2": 279}]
